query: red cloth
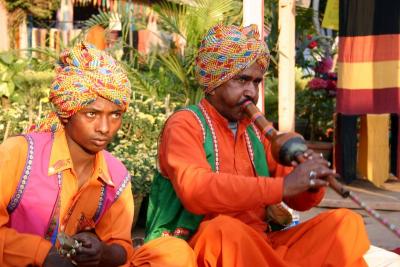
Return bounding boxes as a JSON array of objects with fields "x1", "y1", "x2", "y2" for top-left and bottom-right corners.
[{"x1": 392, "y1": 248, "x2": 400, "y2": 255}]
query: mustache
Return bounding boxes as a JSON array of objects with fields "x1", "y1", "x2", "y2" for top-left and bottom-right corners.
[{"x1": 237, "y1": 97, "x2": 255, "y2": 106}]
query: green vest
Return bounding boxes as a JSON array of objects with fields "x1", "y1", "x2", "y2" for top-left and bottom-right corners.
[{"x1": 145, "y1": 105, "x2": 269, "y2": 242}]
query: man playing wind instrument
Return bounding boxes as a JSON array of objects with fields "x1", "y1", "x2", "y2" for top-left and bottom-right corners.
[{"x1": 145, "y1": 24, "x2": 371, "y2": 267}]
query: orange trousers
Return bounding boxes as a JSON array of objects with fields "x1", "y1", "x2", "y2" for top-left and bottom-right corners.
[
  {"x1": 190, "y1": 209, "x2": 370, "y2": 267},
  {"x1": 131, "y1": 236, "x2": 197, "y2": 267}
]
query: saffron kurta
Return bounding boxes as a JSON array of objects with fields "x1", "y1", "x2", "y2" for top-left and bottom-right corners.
[
  {"x1": 158, "y1": 99, "x2": 370, "y2": 266},
  {"x1": 0, "y1": 130, "x2": 196, "y2": 267}
]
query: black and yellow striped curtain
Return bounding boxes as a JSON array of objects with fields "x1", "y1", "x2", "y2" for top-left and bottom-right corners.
[
  {"x1": 337, "y1": 0, "x2": 400, "y2": 114},
  {"x1": 336, "y1": 0, "x2": 400, "y2": 183}
]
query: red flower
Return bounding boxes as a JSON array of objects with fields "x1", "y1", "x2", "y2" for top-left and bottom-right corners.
[
  {"x1": 328, "y1": 72, "x2": 337, "y2": 80},
  {"x1": 327, "y1": 80, "x2": 337, "y2": 90},
  {"x1": 308, "y1": 77, "x2": 328, "y2": 90},
  {"x1": 306, "y1": 34, "x2": 313, "y2": 40},
  {"x1": 315, "y1": 57, "x2": 333, "y2": 74},
  {"x1": 308, "y1": 40, "x2": 318, "y2": 49}
]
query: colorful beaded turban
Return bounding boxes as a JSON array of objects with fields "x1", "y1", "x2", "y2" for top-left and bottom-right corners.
[
  {"x1": 30, "y1": 42, "x2": 131, "y2": 132},
  {"x1": 195, "y1": 24, "x2": 270, "y2": 93}
]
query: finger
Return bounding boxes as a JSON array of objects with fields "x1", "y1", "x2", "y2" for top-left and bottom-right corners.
[
  {"x1": 73, "y1": 235, "x2": 91, "y2": 246},
  {"x1": 308, "y1": 157, "x2": 331, "y2": 168},
  {"x1": 309, "y1": 178, "x2": 329, "y2": 188},
  {"x1": 316, "y1": 168, "x2": 336, "y2": 179},
  {"x1": 76, "y1": 246, "x2": 99, "y2": 257},
  {"x1": 316, "y1": 178, "x2": 329, "y2": 187},
  {"x1": 303, "y1": 149, "x2": 314, "y2": 159},
  {"x1": 291, "y1": 160, "x2": 298, "y2": 167}
]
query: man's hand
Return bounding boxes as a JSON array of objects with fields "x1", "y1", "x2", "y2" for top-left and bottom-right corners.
[
  {"x1": 283, "y1": 150, "x2": 336, "y2": 198},
  {"x1": 71, "y1": 232, "x2": 127, "y2": 267},
  {"x1": 70, "y1": 232, "x2": 103, "y2": 267},
  {"x1": 43, "y1": 246, "x2": 75, "y2": 267}
]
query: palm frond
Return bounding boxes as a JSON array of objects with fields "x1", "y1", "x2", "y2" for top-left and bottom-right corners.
[
  {"x1": 28, "y1": 47, "x2": 59, "y2": 60},
  {"x1": 185, "y1": 0, "x2": 240, "y2": 45},
  {"x1": 195, "y1": 0, "x2": 237, "y2": 23},
  {"x1": 126, "y1": 67, "x2": 158, "y2": 98},
  {"x1": 153, "y1": 1, "x2": 188, "y2": 39},
  {"x1": 84, "y1": 9, "x2": 115, "y2": 29},
  {"x1": 158, "y1": 53, "x2": 187, "y2": 86}
]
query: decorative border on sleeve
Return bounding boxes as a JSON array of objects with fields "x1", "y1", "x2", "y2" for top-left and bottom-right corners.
[
  {"x1": 93, "y1": 185, "x2": 107, "y2": 222},
  {"x1": 7, "y1": 135, "x2": 35, "y2": 213},
  {"x1": 114, "y1": 174, "x2": 131, "y2": 202}
]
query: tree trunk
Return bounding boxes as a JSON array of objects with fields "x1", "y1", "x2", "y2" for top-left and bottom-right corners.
[
  {"x1": 1, "y1": 96, "x2": 10, "y2": 109},
  {"x1": 312, "y1": 0, "x2": 321, "y2": 35}
]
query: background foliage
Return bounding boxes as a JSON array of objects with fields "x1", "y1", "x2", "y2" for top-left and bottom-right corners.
[
  {"x1": 109, "y1": 95, "x2": 174, "y2": 196},
  {"x1": 0, "y1": 0, "x2": 336, "y2": 196}
]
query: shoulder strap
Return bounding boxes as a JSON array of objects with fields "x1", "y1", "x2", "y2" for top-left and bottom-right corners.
[
  {"x1": 184, "y1": 105, "x2": 216, "y2": 171},
  {"x1": 145, "y1": 104, "x2": 218, "y2": 242},
  {"x1": 7, "y1": 135, "x2": 35, "y2": 214},
  {"x1": 92, "y1": 151, "x2": 130, "y2": 223},
  {"x1": 246, "y1": 124, "x2": 270, "y2": 177}
]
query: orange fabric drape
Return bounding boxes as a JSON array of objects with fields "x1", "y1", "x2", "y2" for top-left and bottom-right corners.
[
  {"x1": 190, "y1": 209, "x2": 369, "y2": 267},
  {"x1": 131, "y1": 237, "x2": 197, "y2": 267}
]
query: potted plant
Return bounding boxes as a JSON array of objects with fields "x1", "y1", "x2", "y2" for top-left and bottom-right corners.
[{"x1": 296, "y1": 35, "x2": 337, "y2": 160}]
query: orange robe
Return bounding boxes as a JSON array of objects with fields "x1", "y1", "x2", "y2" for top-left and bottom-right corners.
[
  {"x1": 158, "y1": 98, "x2": 370, "y2": 267},
  {"x1": 0, "y1": 130, "x2": 196, "y2": 267}
]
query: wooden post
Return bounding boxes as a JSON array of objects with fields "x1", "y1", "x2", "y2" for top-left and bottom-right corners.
[
  {"x1": 57, "y1": 0, "x2": 73, "y2": 47},
  {"x1": 278, "y1": 0, "x2": 296, "y2": 132},
  {"x1": 243, "y1": 0, "x2": 265, "y2": 113},
  {"x1": 18, "y1": 17, "x2": 28, "y2": 57},
  {"x1": 0, "y1": 2, "x2": 9, "y2": 52},
  {"x1": 57, "y1": 0, "x2": 73, "y2": 32},
  {"x1": 39, "y1": 29, "x2": 48, "y2": 60},
  {"x1": 31, "y1": 28, "x2": 38, "y2": 58}
]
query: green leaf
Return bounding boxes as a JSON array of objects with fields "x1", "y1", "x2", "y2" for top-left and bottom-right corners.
[
  {"x1": 158, "y1": 53, "x2": 186, "y2": 85},
  {"x1": 7, "y1": 82, "x2": 15, "y2": 96},
  {"x1": 0, "y1": 52, "x2": 15, "y2": 65}
]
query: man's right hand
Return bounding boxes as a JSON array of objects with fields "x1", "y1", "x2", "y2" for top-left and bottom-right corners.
[
  {"x1": 43, "y1": 247, "x2": 75, "y2": 267},
  {"x1": 283, "y1": 151, "x2": 335, "y2": 198}
]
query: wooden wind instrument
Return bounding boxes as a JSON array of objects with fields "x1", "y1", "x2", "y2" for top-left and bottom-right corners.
[{"x1": 242, "y1": 100, "x2": 400, "y2": 239}]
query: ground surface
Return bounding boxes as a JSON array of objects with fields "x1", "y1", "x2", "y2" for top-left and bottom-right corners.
[{"x1": 301, "y1": 177, "x2": 400, "y2": 250}]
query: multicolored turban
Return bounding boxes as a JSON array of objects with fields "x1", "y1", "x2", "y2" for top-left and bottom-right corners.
[
  {"x1": 30, "y1": 42, "x2": 131, "y2": 132},
  {"x1": 195, "y1": 24, "x2": 270, "y2": 93}
]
